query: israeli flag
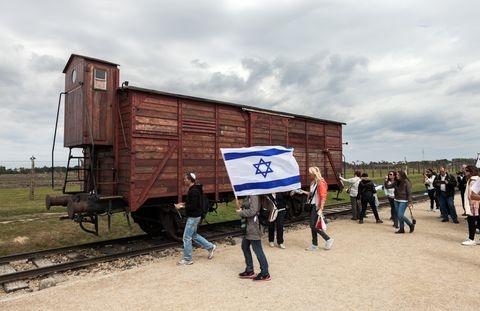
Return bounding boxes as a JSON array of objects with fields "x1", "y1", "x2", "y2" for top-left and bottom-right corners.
[{"x1": 220, "y1": 146, "x2": 301, "y2": 197}]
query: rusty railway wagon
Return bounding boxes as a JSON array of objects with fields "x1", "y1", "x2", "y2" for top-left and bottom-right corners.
[{"x1": 47, "y1": 54, "x2": 345, "y2": 239}]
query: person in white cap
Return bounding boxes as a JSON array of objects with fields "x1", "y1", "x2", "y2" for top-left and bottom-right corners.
[{"x1": 175, "y1": 172, "x2": 216, "y2": 265}]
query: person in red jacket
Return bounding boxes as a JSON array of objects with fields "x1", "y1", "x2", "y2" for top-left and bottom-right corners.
[{"x1": 299, "y1": 166, "x2": 334, "y2": 251}]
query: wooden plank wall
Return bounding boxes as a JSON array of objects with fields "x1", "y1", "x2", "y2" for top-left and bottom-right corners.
[{"x1": 117, "y1": 89, "x2": 343, "y2": 211}]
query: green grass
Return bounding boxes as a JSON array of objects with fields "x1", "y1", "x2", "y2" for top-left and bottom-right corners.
[{"x1": 0, "y1": 173, "x2": 427, "y2": 256}]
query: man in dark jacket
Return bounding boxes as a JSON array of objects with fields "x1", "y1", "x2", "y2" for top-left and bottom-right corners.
[
  {"x1": 433, "y1": 167, "x2": 459, "y2": 223},
  {"x1": 175, "y1": 172, "x2": 216, "y2": 265},
  {"x1": 357, "y1": 173, "x2": 383, "y2": 224}
]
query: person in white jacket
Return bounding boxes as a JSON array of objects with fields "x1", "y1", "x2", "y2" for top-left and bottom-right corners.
[{"x1": 339, "y1": 171, "x2": 362, "y2": 220}]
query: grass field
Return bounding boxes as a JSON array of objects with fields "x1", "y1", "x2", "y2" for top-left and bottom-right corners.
[{"x1": 0, "y1": 172, "x2": 428, "y2": 256}]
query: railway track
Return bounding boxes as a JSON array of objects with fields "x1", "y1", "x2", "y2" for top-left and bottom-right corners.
[{"x1": 0, "y1": 193, "x2": 427, "y2": 293}]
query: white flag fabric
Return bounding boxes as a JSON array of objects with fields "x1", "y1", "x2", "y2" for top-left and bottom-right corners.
[
  {"x1": 220, "y1": 146, "x2": 301, "y2": 197},
  {"x1": 476, "y1": 153, "x2": 480, "y2": 168}
]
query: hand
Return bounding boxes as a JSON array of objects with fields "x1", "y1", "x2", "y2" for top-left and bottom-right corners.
[{"x1": 174, "y1": 203, "x2": 185, "y2": 209}]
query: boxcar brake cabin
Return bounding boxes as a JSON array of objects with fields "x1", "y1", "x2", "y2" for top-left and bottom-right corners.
[{"x1": 46, "y1": 54, "x2": 345, "y2": 239}]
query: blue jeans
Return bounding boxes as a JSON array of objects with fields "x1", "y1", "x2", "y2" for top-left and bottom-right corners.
[
  {"x1": 182, "y1": 216, "x2": 214, "y2": 261},
  {"x1": 394, "y1": 200, "x2": 412, "y2": 231},
  {"x1": 241, "y1": 238, "x2": 269, "y2": 276},
  {"x1": 388, "y1": 197, "x2": 398, "y2": 227},
  {"x1": 437, "y1": 192, "x2": 458, "y2": 221}
]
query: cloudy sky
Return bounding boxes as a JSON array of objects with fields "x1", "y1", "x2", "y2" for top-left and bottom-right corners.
[{"x1": 1, "y1": 0, "x2": 479, "y2": 169}]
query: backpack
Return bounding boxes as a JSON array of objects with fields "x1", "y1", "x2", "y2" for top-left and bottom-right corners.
[
  {"x1": 258, "y1": 207, "x2": 270, "y2": 226},
  {"x1": 266, "y1": 194, "x2": 278, "y2": 222},
  {"x1": 200, "y1": 194, "x2": 211, "y2": 220},
  {"x1": 257, "y1": 194, "x2": 278, "y2": 226}
]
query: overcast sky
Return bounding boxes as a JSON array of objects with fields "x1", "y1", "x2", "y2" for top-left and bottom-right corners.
[{"x1": 1, "y1": 0, "x2": 479, "y2": 169}]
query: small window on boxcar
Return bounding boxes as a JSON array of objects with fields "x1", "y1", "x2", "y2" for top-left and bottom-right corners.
[{"x1": 94, "y1": 69, "x2": 107, "y2": 90}]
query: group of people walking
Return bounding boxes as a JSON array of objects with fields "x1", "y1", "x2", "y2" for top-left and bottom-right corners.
[
  {"x1": 174, "y1": 166, "x2": 335, "y2": 282},
  {"x1": 174, "y1": 164, "x2": 480, "y2": 282},
  {"x1": 341, "y1": 170, "x2": 415, "y2": 233}
]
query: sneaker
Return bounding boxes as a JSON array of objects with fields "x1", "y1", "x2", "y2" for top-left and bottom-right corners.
[
  {"x1": 252, "y1": 273, "x2": 271, "y2": 282},
  {"x1": 376, "y1": 219, "x2": 383, "y2": 224},
  {"x1": 269, "y1": 242, "x2": 275, "y2": 247},
  {"x1": 177, "y1": 259, "x2": 193, "y2": 266},
  {"x1": 238, "y1": 271, "x2": 255, "y2": 279},
  {"x1": 208, "y1": 244, "x2": 216, "y2": 259},
  {"x1": 325, "y1": 238, "x2": 334, "y2": 250},
  {"x1": 305, "y1": 245, "x2": 318, "y2": 251},
  {"x1": 279, "y1": 243, "x2": 286, "y2": 249},
  {"x1": 461, "y1": 239, "x2": 476, "y2": 246},
  {"x1": 452, "y1": 219, "x2": 459, "y2": 224}
]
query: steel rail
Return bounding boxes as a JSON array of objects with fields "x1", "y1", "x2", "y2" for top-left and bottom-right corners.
[{"x1": 1, "y1": 192, "x2": 427, "y2": 286}]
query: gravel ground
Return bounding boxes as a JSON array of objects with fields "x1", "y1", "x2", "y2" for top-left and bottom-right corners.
[{"x1": 1, "y1": 196, "x2": 479, "y2": 311}]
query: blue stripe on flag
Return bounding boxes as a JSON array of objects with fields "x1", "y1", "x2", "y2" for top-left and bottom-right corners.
[
  {"x1": 223, "y1": 147, "x2": 292, "y2": 161},
  {"x1": 233, "y1": 175, "x2": 301, "y2": 192}
]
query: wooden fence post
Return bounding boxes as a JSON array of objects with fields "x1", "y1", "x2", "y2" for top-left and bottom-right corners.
[{"x1": 29, "y1": 155, "x2": 35, "y2": 200}]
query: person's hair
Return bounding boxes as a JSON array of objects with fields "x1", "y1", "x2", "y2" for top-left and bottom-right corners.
[
  {"x1": 354, "y1": 170, "x2": 361, "y2": 177},
  {"x1": 308, "y1": 166, "x2": 323, "y2": 181},
  {"x1": 397, "y1": 170, "x2": 409, "y2": 182},
  {"x1": 185, "y1": 172, "x2": 196, "y2": 183},
  {"x1": 361, "y1": 172, "x2": 368, "y2": 178},
  {"x1": 465, "y1": 165, "x2": 478, "y2": 177}
]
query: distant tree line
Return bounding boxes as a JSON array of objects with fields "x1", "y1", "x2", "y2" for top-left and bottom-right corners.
[
  {"x1": 0, "y1": 166, "x2": 67, "y2": 175},
  {"x1": 1, "y1": 158, "x2": 477, "y2": 176},
  {"x1": 344, "y1": 158, "x2": 477, "y2": 177}
]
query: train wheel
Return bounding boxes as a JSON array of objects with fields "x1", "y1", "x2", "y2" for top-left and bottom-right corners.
[
  {"x1": 161, "y1": 211, "x2": 182, "y2": 242},
  {"x1": 137, "y1": 219, "x2": 164, "y2": 236}
]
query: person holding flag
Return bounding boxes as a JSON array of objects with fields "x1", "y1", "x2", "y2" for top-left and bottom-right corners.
[
  {"x1": 235, "y1": 195, "x2": 271, "y2": 281},
  {"x1": 221, "y1": 145, "x2": 302, "y2": 280}
]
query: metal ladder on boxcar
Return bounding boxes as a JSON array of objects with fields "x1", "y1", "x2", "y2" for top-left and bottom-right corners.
[
  {"x1": 63, "y1": 145, "x2": 119, "y2": 195},
  {"x1": 63, "y1": 147, "x2": 92, "y2": 194}
]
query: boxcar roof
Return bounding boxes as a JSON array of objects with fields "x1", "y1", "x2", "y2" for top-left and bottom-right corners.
[
  {"x1": 63, "y1": 54, "x2": 120, "y2": 73},
  {"x1": 122, "y1": 85, "x2": 346, "y2": 126}
]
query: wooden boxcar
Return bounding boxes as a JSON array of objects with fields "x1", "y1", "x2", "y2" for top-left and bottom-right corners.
[{"x1": 47, "y1": 54, "x2": 345, "y2": 239}]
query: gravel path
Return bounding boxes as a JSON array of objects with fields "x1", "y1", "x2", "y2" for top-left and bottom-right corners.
[{"x1": 1, "y1": 196, "x2": 479, "y2": 311}]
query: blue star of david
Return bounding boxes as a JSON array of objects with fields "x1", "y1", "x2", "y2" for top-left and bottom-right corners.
[{"x1": 253, "y1": 158, "x2": 273, "y2": 178}]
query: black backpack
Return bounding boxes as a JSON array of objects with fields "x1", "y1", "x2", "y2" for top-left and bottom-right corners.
[
  {"x1": 199, "y1": 191, "x2": 212, "y2": 221},
  {"x1": 258, "y1": 207, "x2": 270, "y2": 226}
]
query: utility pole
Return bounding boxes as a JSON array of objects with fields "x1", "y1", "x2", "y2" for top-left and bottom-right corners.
[{"x1": 29, "y1": 155, "x2": 36, "y2": 200}]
